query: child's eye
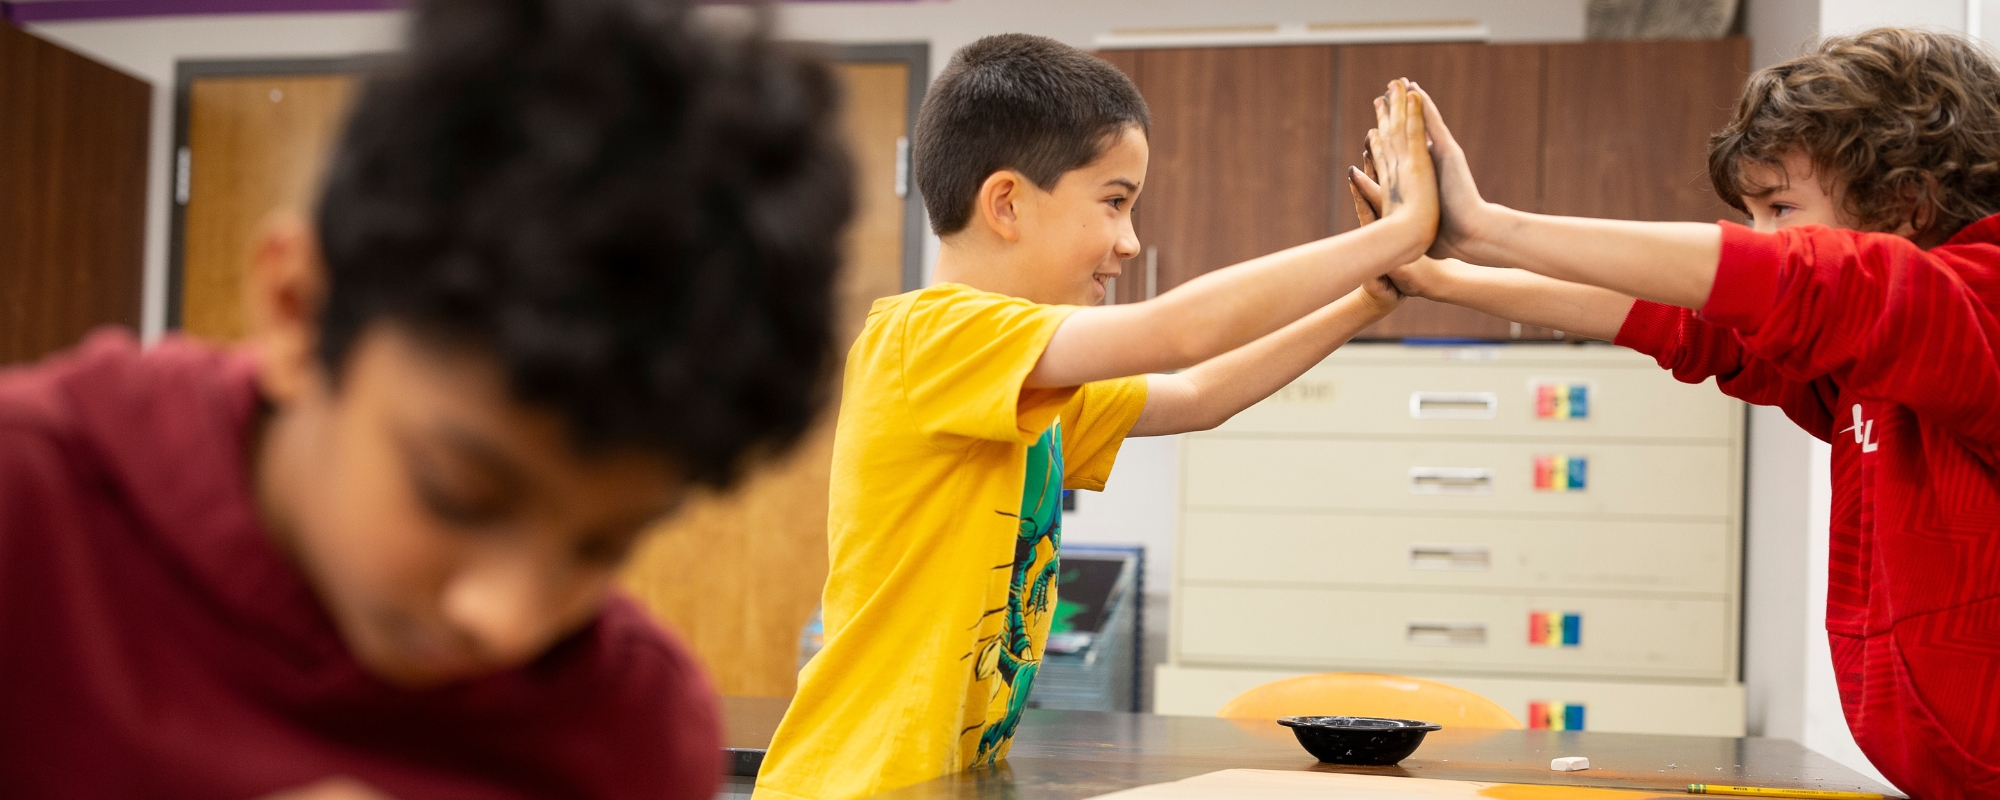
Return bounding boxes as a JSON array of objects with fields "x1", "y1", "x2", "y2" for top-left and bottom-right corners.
[
  {"x1": 1107, "y1": 197, "x2": 1127, "y2": 210},
  {"x1": 413, "y1": 472, "x2": 509, "y2": 527}
]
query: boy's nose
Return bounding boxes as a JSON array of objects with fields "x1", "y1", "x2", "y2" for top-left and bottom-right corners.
[
  {"x1": 440, "y1": 555, "x2": 569, "y2": 668},
  {"x1": 1113, "y1": 221, "x2": 1141, "y2": 260}
]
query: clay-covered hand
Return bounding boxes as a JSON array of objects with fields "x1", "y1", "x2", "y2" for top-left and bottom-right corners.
[
  {"x1": 1364, "y1": 78, "x2": 1439, "y2": 237},
  {"x1": 1406, "y1": 83, "x2": 1494, "y2": 261},
  {"x1": 1350, "y1": 158, "x2": 1445, "y2": 303}
]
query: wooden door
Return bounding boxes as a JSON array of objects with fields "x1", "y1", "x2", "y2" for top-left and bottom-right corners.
[
  {"x1": 0, "y1": 21, "x2": 149, "y2": 365},
  {"x1": 618, "y1": 61, "x2": 913, "y2": 698},
  {"x1": 1100, "y1": 46, "x2": 1335, "y2": 304},
  {"x1": 1330, "y1": 43, "x2": 1562, "y2": 342},
  {"x1": 170, "y1": 56, "x2": 914, "y2": 698},
  {"x1": 1541, "y1": 38, "x2": 1747, "y2": 225},
  {"x1": 178, "y1": 74, "x2": 357, "y2": 340}
]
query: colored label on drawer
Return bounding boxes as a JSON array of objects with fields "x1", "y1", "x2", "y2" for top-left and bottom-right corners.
[
  {"x1": 1528, "y1": 701, "x2": 1586, "y2": 730},
  {"x1": 1533, "y1": 455, "x2": 1588, "y2": 491},
  {"x1": 1534, "y1": 382, "x2": 1590, "y2": 419},
  {"x1": 1529, "y1": 611, "x2": 1581, "y2": 647}
]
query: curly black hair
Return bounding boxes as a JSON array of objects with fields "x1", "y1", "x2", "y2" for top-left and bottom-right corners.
[
  {"x1": 914, "y1": 34, "x2": 1149, "y2": 235},
  {"x1": 315, "y1": 0, "x2": 852, "y2": 487}
]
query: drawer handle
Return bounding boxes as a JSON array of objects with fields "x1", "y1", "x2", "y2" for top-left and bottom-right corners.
[
  {"x1": 1409, "y1": 467, "x2": 1493, "y2": 495},
  {"x1": 1407, "y1": 621, "x2": 1487, "y2": 647},
  {"x1": 1410, "y1": 545, "x2": 1491, "y2": 571},
  {"x1": 1409, "y1": 391, "x2": 1498, "y2": 419}
]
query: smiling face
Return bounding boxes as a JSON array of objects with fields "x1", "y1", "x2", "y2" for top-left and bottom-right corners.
[
  {"x1": 1011, "y1": 125, "x2": 1148, "y2": 305},
  {"x1": 247, "y1": 217, "x2": 685, "y2": 689}
]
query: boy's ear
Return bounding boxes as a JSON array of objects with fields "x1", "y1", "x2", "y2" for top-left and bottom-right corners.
[
  {"x1": 245, "y1": 211, "x2": 330, "y2": 406},
  {"x1": 1904, "y1": 181, "x2": 1940, "y2": 244},
  {"x1": 973, "y1": 170, "x2": 1027, "y2": 243}
]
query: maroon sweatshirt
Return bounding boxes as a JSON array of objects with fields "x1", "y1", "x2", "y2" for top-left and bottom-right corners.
[
  {"x1": 1618, "y1": 217, "x2": 2000, "y2": 798},
  {"x1": 0, "y1": 331, "x2": 721, "y2": 800}
]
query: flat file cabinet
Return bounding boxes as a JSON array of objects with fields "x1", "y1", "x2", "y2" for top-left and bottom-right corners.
[{"x1": 1159, "y1": 343, "x2": 1747, "y2": 735}]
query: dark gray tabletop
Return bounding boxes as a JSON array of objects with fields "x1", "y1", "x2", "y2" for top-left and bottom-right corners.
[{"x1": 720, "y1": 697, "x2": 1902, "y2": 799}]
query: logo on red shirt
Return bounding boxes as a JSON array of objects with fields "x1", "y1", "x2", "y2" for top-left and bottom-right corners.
[{"x1": 1839, "y1": 404, "x2": 1879, "y2": 453}]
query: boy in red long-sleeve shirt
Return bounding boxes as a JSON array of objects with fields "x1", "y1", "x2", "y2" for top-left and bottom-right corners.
[
  {"x1": 0, "y1": 0, "x2": 852, "y2": 797},
  {"x1": 1350, "y1": 28, "x2": 2000, "y2": 796}
]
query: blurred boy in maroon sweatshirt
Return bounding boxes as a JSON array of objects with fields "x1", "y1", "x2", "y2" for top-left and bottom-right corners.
[
  {"x1": 0, "y1": 0, "x2": 851, "y2": 797},
  {"x1": 1356, "y1": 28, "x2": 2000, "y2": 797}
]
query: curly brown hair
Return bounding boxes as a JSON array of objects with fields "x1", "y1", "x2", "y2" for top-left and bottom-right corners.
[{"x1": 1709, "y1": 28, "x2": 2000, "y2": 246}]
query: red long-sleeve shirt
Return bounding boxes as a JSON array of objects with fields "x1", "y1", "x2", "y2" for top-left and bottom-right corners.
[
  {"x1": 0, "y1": 332, "x2": 722, "y2": 799},
  {"x1": 1616, "y1": 216, "x2": 2000, "y2": 798}
]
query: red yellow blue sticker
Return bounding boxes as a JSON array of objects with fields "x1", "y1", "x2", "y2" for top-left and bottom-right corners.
[
  {"x1": 1533, "y1": 455, "x2": 1588, "y2": 491},
  {"x1": 1529, "y1": 611, "x2": 1581, "y2": 647},
  {"x1": 1528, "y1": 701, "x2": 1586, "y2": 730},
  {"x1": 1533, "y1": 381, "x2": 1590, "y2": 419}
]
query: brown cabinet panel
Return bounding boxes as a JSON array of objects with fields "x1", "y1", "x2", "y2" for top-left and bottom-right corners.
[
  {"x1": 1114, "y1": 45, "x2": 1334, "y2": 303},
  {"x1": 1332, "y1": 42, "x2": 1542, "y2": 232},
  {"x1": 1330, "y1": 42, "x2": 1560, "y2": 341},
  {"x1": 0, "y1": 22, "x2": 149, "y2": 365},
  {"x1": 1099, "y1": 39, "x2": 1747, "y2": 340},
  {"x1": 1541, "y1": 38, "x2": 1748, "y2": 224}
]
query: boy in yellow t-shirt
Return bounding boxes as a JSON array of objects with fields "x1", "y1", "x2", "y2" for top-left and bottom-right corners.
[{"x1": 754, "y1": 35, "x2": 1437, "y2": 800}]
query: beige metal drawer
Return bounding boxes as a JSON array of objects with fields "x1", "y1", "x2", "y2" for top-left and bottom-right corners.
[
  {"x1": 1177, "y1": 586, "x2": 1731, "y2": 680},
  {"x1": 1154, "y1": 664, "x2": 1747, "y2": 736},
  {"x1": 1181, "y1": 511, "x2": 1733, "y2": 594},
  {"x1": 1215, "y1": 357, "x2": 1737, "y2": 442},
  {"x1": 1184, "y1": 438, "x2": 1735, "y2": 519}
]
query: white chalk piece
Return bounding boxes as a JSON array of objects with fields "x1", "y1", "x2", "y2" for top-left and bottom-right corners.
[{"x1": 1550, "y1": 756, "x2": 1590, "y2": 771}]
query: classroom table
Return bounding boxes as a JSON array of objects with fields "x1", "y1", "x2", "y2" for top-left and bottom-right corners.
[{"x1": 718, "y1": 696, "x2": 1902, "y2": 799}]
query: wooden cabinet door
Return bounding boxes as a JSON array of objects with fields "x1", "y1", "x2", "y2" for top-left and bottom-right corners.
[
  {"x1": 1102, "y1": 46, "x2": 1335, "y2": 304},
  {"x1": 0, "y1": 22, "x2": 148, "y2": 365},
  {"x1": 1541, "y1": 38, "x2": 1748, "y2": 225},
  {"x1": 620, "y1": 60, "x2": 914, "y2": 698},
  {"x1": 1331, "y1": 43, "x2": 1562, "y2": 342},
  {"x1": 179, "y1": 74, "x2": 358, "y2": 341},
  {"x1": 170, "y1": 55, "x2": 916, "y2": 698}
]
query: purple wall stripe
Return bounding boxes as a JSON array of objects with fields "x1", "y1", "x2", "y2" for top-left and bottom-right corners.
[
  {"x1": 2, "y1": 0, "x2": 923, "y2": 24},
  {"x1": 4, "y1": 0, "x2": 403, "y2": 23}
]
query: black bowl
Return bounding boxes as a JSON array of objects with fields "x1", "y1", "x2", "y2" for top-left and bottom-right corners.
[{"x1": 1276, "y1": 716, "x2": 1442, "y2": 765}]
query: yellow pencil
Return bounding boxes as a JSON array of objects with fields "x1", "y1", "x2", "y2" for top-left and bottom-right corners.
[{"x1": 1687, "y1": 785, "x2": 1886, "y2": 799}]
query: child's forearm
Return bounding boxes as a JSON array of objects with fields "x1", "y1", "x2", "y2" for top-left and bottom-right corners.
[
  {"x1": 1128, "y1": 287, "x2": 1395, "y2": 437},
  {"x1": 1410, "y1": 259, "x2": 1634, "y2": 341},
  {"x1": 1454, "y1": 206, "x2": 1721, "y2": 309},
  {"x1": 1030, "y1": 214, "x2": 1428, "y2": 388}
]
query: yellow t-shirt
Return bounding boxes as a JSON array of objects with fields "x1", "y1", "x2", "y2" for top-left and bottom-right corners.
[{"x1": 753, "y1": 283, "x2": 1149, "y2": 800}]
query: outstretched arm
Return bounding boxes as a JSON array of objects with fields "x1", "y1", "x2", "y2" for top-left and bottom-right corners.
[
  {"x1": 1026, "y1": 80, "x2": 1437, "y2": 388},
  {"x1": 1130, "y1": 282, "x2": 1399, "y2": 436},
  {"x1": 1394, "y1": 259, "x2": 1633, "y2": 341},
  {"x1": 1411, "y1": 83, "x2": 1720, "y2": 309},
  {"x1": 1348, "y1": 161, "x2": 1632, "y2": 340}
]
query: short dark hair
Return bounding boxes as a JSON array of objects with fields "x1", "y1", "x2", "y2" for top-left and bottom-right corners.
[
  {"x1": 913, "y1": 34, "x2": 1149, "y2": 235},
  {"x1": 315, "y1": 0, "x2": 852, "y2": 487},
  {"x1": 1709, "y1": 27, "x2": 2000, "y2": 245}
]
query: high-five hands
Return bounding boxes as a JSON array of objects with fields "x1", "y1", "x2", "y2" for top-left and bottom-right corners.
[
  {"x1": 1352, "y1": 83, "x2": 1496, "y2": 268},
  {"x1": 1362, "y1": 79, "x2": 1440, "y2": 238},
  {"x1": 1346, "y1": 127, "x2": 1406, "y2": 313}
]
